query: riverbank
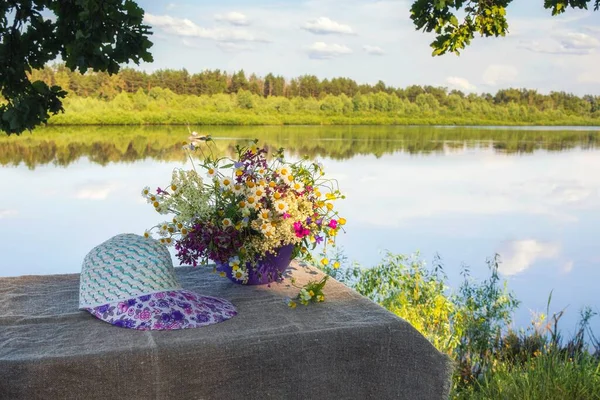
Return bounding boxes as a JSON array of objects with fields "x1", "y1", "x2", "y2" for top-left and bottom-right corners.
[{"x1": 43, "y1": 91, "x2": 600, "y2": 127}]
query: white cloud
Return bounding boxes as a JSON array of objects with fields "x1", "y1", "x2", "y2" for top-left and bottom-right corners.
[
  {"x1": 498, "y1": 240, "x2": 561, "y2": 276},
  {"x1": 0, "y1": 209, "x2": 18, "y2": 219},
  {"x1": 559, "y1": 32, "x2": 599, "y2": 50},
  {"x1": 166, "y1": 3, "x2": 176, "y2": 10},
  {"x1": 446, "y1": 76, "x2": 477, "y2": 92},
  {"x1": 144, "y1": 14, "x2": 267, "y2": 43},
  {"x1": 363, "y1": 45, "x2": 385, "y2": 56},
  {"x1": 519, "y1": 31, "x2": 599, "y2": 55},
  {"x1": 74, "y1": 181, "x2": 120, "y2": 201},
  {"x1": 215, "y1": 11, "x2": 250, "y2": 26},
  {"x1": 306, "y1": 42, "x2": 352, "y2": 59},
  {"x1": 482, "y1": 65, "x2": 518, "y2": 86},
  {"x1": 303, "y1": 17, "x2": 354, "y2": 35}
]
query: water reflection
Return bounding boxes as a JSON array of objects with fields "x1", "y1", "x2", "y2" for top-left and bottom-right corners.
[{"x1": 1, "y1": 125, "x2": 599, "y2": 168}]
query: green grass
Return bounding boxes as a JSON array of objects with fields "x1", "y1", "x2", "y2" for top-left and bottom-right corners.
[
  {"x1": 321, "y1": 252, "x2": 600, "y2": 399},
  {"x1": 459, "y1": 352, "x2": 600, "y2": 400},
  {"x1": 40, "y1": 91, "x2": 600, "y2": 127}
]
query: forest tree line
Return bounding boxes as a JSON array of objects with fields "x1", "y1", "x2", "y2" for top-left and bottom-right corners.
[{"x1": 27, "y1": 64, "x2": 600, "y2": 118}]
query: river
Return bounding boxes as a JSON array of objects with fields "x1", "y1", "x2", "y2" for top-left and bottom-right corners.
[{"x1": 1, "y1": 125, "x2": 599, "y2": 333}]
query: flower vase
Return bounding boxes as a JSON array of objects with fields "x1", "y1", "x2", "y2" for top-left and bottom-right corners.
[{"x1": 217, "y1": 244, "x2": 294, "y2": 285}]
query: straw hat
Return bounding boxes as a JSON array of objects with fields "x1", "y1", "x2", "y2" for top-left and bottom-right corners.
[{"x1": 79, "y1": 233, "x2": 236, "y2": 330}]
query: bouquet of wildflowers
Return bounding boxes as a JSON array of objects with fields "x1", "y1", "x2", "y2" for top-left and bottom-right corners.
[{"x1": 143, "y1": 135, "x2": 345, "y2": 301}]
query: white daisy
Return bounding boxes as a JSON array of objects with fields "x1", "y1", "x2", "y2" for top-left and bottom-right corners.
[
  {"x1": 246, "y1": 195, "x2": 260, "y2": 209},
  {"x1": 253, "y1": 186, "x2": 266, "y2": 199},
  {"x1": 222, "y1": 218, "x2": 233, "y2": 228},
  {"x1": 231, "y1": 268, "x2": 248, "y2": 282},
  {"x1": 273, "y1": 199, "x2": 289, "y2": 214},
  {"x1": 207, "y1": 167, "x2": 217, "y2": 179},
  {"x1": 232, "y1": 183, "x2": 244, "y2": 195},
  {"x1": 221, "y1": 177, "x2": 232, "y2": 187},
  {"x1": 277, "y1": 167, "x2": 290, "y2": 176},
  {"x1": 292, "y1": 181, "x2": 304, "y2": 192},
  {"x1": 258, "y1": 208, "x2": 271, "y2": 221}
]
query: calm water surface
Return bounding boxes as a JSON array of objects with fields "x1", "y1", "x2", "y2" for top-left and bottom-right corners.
[{"x1": 1, "y1": 125, "x2": 599, "y2": 332}]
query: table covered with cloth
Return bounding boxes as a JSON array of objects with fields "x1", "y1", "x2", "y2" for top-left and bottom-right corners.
[{"x1": 0, "y1": 262, "x2": 452, "y2": 399}]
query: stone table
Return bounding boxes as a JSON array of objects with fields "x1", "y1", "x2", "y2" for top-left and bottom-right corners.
[{"x1": 0, "y1": 262, "x2": 452, "y2": 399}]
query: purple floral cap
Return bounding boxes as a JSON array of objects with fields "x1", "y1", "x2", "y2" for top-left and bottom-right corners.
[{"x1": 79, "y1": 233, "x2": 237, "y2": 330}]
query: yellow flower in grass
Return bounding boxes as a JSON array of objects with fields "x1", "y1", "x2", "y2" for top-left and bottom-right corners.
[
  {"x1": 321, "y1": 258, "x2": 329, "y2": 266},
  {"x1": 338, "y1": 217, "x2": 346, "y2": 226},
  {"x1": 326, "y1": 203, "x2": 334, "y2": 211},
  {"x1": 333, "y1": 261, "x2": 340, "y2": 269},
  {"x1": 235, "y1": 169, "x2": 244, "y2": 177}
]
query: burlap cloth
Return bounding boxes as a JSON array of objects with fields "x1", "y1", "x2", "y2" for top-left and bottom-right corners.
[{"x1": 0, "y1": 262, "x2": 452, "y2": 399}]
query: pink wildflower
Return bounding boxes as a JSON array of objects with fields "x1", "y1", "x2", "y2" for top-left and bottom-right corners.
[{"x1": 328, "y1": 220, "x2": 338, "y2": 229}]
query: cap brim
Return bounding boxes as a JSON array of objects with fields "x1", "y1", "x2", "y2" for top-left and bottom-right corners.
[{"x1": 85, "y1": 290, "x2": 237, "y2": 330}]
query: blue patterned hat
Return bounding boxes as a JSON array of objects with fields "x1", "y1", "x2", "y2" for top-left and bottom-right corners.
[{"x1": 79, "y1": 233, "x2": 236, "y2": 330}]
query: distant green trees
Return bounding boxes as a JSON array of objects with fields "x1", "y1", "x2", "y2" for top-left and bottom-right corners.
[{"x1": 25, "y1": 64, "x2": 600, "y2": 121}]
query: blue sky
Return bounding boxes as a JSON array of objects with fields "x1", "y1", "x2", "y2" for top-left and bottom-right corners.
[{"x1": 135, "y1": 0, "x2": 600, "y2": 95}]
